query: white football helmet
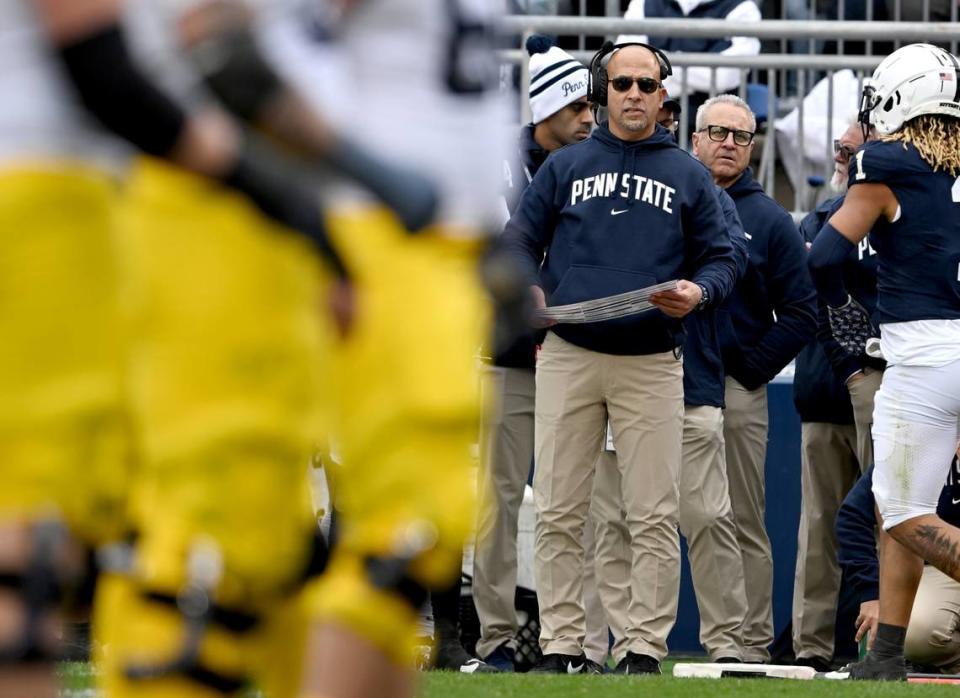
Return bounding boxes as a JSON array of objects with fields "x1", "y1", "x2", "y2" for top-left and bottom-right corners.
[{"x1": 858, "y1": 43, "x2": 960, "y2": 136}]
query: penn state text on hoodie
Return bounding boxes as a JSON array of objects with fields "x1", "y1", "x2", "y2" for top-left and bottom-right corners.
[
  {"x1": 719, "y1": 168, "x2": 817, "y2": 390},
  {"x1": 503, "y1": 123, "x2": 739, "y2": 356}
]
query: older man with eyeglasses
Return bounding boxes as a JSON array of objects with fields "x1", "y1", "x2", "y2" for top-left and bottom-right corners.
[{"x1": 693, "y1": 94, "x2": 819, "y2": 663}]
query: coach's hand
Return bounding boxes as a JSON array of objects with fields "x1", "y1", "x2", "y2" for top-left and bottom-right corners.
[
  {"x1": 856, "y1": 599, "x2": 879, "y2": 651},
  {"x1": 530, "y1": 286, "x2": 556, "y2": 328},
  {"x1": 650, "y1": 280, "x2": 702, "y2": 318}
]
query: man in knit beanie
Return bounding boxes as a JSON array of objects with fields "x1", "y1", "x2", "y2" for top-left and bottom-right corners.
[{"x1": 473, "y1": 35, "x2": 599, "y2": 673}]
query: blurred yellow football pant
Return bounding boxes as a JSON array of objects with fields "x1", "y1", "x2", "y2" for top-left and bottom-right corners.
[
  {"x1": 0, "y1": 165, "x2": 130, "y2": 546},
  {"x1": 95, "y1": 158, "x2": 330, "y2": 698},
  {"x1": 307, "y1": 208, "x2": 489, "y2": 666}
]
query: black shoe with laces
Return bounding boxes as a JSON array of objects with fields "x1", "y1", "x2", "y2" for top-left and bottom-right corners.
[
  {"x1": 613, "y1": 652, "x2": 661, "y2": 675},
  {"x1": 795, "y1": 655, "x2": 831, "y2": 673},
  {"x1": 583, "y1": 659, "x2": 606, "y2": 675},
  {"x1": 530, "y1": 652, "x2": 591, "y2": 674},
  {"x1": 846, "y1": 652, "x2": 907, "y2": 681},
  {"x1": 715, "y1": 656, "x2": 743, "y2": 664}
]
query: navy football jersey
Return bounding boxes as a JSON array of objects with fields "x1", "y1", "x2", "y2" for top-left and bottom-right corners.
[{"x1": 847, "y1": 140, "x2": 960, "y2": 325}]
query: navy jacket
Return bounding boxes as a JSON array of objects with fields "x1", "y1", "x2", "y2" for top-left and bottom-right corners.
[
  {"x1": 793, "y1": 197, "x2": 855, "y2": 424},
  {"x1": 645, "y1": 0, "x2": 741, "y2": 53},
  {"x1": 683, "y1": 187, "x2": 749, "y2": 407},
  {"x1": 837, "y1": 460, "x2": 960, "y2": 604},
  {"x1": 719, "y1": 168, "x2": 818, "y2": 390},
  {"x1": 496, "y1": 124, "x2": 550, "y2": 369},
  {"x1": 504, "y1": 123, "x2": 739, "y2": 356}
]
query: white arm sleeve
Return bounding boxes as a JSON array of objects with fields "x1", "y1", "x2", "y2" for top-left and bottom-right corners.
[
  {"x1": 615, "y1": 0, "x2": 648, "y2": 45},
  {"x1": 663, "y1": 0, "x2": 761, "y2": 95}
]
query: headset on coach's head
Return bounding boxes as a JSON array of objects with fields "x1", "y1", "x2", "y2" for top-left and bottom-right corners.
[{"x1": 587, "y1": 41, "x2": 672, "y2": 111}]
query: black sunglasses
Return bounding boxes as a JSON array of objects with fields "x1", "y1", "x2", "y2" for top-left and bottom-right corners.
[
  {"x1": 833, "y1": 139, "x2": 857, "y2": 159},
  {"x1": 700, "y1": 124, "x2": 754, "y2": 146},
  {"x1": 608, "y1": 76, "x2": 661, "y2": 94}
]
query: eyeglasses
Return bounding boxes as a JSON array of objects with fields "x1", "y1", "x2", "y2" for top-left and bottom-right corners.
[
  {"x1": 699, "y1": 125, "x2": 754, "y2": 146},
  {"x1": 608, "y1": 76, "x2": 661, "y2": 94},
  {"x1": 833, "y1": 139, "x2": 857, "y2": 160}
]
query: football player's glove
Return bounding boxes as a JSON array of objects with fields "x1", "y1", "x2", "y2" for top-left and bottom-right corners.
[{"x1": 828, "y1": 295, "x2": 874, "y2": 356}]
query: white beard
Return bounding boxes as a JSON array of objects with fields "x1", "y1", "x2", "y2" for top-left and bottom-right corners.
[{"x1": 830, "y1": 167, "x2": 848, "y2": 194}]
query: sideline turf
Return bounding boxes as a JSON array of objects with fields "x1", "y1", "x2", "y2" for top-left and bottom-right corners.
[{"x1": 61, "y1": 663, "x2": 955, "y2": 697}]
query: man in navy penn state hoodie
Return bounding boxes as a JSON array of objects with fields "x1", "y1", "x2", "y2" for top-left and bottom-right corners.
[
  {"x1": 590, "y1": 99, "x2": 753, "y2": 665},
  {"x1": 503, "y1": 44, "x2": 739, "y2": 675},
  {"x1": 693, "y1": 94, "x2": 817, "y2": 663}
]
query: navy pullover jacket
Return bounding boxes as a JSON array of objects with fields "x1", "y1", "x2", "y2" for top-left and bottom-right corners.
[
  {"x1": 719, "y1": 168, "x2": 817, "y2": 390},
  {"x1": 496, "y1": 124, "x2": 550, "y2": 369},
  {"x1": 504, "y1": 123, "x2": 739, "y2": 356},
  {"x1": 837, "y1": 461, "x2": 960, "y2": 604},
  {"x1": 683, "y1": 187, "x2": 749, "y2": 407}
]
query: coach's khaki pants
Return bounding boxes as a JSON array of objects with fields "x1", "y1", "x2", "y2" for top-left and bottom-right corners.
[
  {"x1": 906, "y1": 566, "x2": 960, "y2": 673},
  {"x1": 473, "y1": 365, "x2": 610, "y2": 663},
  {"x1": 791, "y1": 421, "x2": 860, "y2": 661},
  {"x1": 723, "y1": 376, "x2": 773, "y2": 662},
  {"x1": 534, "y1": 333, "x2": 683, "y2": 660},
  {"x1": 592, "y1": 406, "x2": 748, "y2": 661}
]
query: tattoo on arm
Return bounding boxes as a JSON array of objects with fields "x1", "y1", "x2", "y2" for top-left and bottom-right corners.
[{"x1": 911, "y1": 524, "x2": 960, "y2": 579}]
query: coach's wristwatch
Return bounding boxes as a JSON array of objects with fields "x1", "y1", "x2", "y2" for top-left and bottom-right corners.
[{"x1": 695, "y1": 283, "x2": 709, "y2": 310}]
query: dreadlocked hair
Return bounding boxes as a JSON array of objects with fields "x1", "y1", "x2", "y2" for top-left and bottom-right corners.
[{"x1": 882, "y1": 114, "x2": 960, "y2": 176}]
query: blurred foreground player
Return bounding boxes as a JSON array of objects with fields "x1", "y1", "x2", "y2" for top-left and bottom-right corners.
[
  {"x1": 297, "y1": 2, "x2": 507, "y2": 698},
  {"x1": 808, "y1": 43, "x2": 960, "y2": 680},
  {"x1": 2, "y1": 0, "x2": 351, "y2": 694}
]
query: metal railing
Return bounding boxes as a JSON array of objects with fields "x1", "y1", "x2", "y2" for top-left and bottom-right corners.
[{"x1": 500, "y1": 15, "x2": 960, "y2": 213}]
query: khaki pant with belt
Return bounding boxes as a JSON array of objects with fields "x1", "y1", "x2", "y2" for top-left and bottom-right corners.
[
  {"x1": 474, "y1": 365, "x2": 609, "y2": 663},
  {"x1": 723, "y1": 376, "x2": 773, "y2": 662},
  {"x1": 792, "y1": 366, "x2": 882, "y2": 660},
  {"x1": 592, "y1": 406, "x2": 748, "y2": 661},
  {"x1": 534, "y1": 332, "x2": 683, "y2": 660}
]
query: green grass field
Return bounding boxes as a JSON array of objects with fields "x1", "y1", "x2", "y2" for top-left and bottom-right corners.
[{"x1": 58, "y1": 663, "x2": 959, "y2": 697}]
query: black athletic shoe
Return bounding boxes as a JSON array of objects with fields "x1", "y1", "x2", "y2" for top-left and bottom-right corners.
[
  {"x1": 846, "y1": 652, "x2": 907, "y2": 681},
  {"x1": 529, "y1": 653, "x2": 591, "y2": 675},
  {"x1": 795, "y1": 655, "x2": 831, "y2": 673},
  {"x1": 715, "y1": 656, "x2": 744, "y2": 664},
  {"x1": 583, "y1": 659, "x2": 606, "y2": 675},
  {"x1": 613, "y1": 652, "x2": 661, "y2": 675}
]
